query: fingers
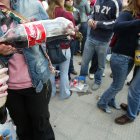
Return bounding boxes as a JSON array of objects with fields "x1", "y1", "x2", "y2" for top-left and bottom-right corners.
[
  {"x1": 0, "y1": 68, "x2": 8, "y2": 75},
  {"x1": 0, "y1": 84, "x2": 8, "y2": 93},
  {"x1": 0, "y1": 75, "x2": 9, "y2": 86},
  {"x1": 88, "y1": 19, "x2": 94, "y2": 27},
  {"x1": 0, "y1": 44, "x2": 16, "y2": 55}
]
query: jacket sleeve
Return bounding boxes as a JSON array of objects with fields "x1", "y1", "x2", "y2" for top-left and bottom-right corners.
[
  {"x1": 113, "y1": 11, "x2": 140, "y2": 32},
  {"x1": 85, "y1": 2, "x2": 90, "y2": 15},
  {"x1": 96, "y1": 0, "x2": 122, "y2": 30}
]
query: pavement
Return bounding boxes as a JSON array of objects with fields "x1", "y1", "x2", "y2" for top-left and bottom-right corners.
[{"x1": 49, "y1": 55, "x2": 140, "y2": 140}]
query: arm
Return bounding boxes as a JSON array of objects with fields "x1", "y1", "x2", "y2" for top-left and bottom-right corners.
[
  {"x1": 85, "y1": 1, "x2": 90, "y2": 15},
  {"x1": 96, "y1": 0, "x2": 122, "y2": 30},
  {"x1": 113, "y1": 11, "x2": 140, "y2": 32}
]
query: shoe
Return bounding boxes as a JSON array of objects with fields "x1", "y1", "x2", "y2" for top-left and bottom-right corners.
[
  {"x1": 115, "y1": 115, "x2": 134, "y2": 125},
  {"x1": 92, "y1": 83, "x2": 100, "y2": 91},
  {"x1": 120, "y1": 103, "x2": 140, "y2": 116},
  {"x1": 120, "y1": 103, "x2": 128, "y2": 111},
  {"x1": 97, "y1": 104, "x2": 112, "y2": 114},
  {"x1": 89, "y1": 74, "x2": 94, "y2": 79},
  {"x1": 71, "y1": 70, "x2": 78, "y2": 75},
  {"x1": 102, "y1": 73, "x2": 105, "y2": 77},
  {"x1": 109, "y1": 102, "x2": 121, "y2": 110}
]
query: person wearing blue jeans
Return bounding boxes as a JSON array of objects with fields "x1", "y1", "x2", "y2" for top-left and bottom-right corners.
[
  {"x1": 115, "y1": 67, "x2": 140, "y2": 125},
  {"x1": 80, "y1": 38, "x2": 108, "y2": 86},
  {"x1": 50, "y1": 48, "x2": 71, "y2": 99},
  {"x1": 80, "y1": 0, "x2": 121, "y2": 90},
  {"x1": 97, "y1": 53, "x2": 134, "y2": 113},
  {"x1": 98, "y1": 3, "x2": 140, "y2": 113}
]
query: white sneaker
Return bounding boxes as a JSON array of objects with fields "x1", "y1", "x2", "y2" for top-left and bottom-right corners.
[
  {"x1": 89, "y1": 74, "x2": 94, "y2": 79},
  {"x1": 102, "y1": 73, "x2": 105, "y2": 77}
]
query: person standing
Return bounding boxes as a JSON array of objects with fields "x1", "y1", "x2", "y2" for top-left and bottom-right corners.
[
  {"x1": 48, "y1": 0, "x2": 74, "y2": 99},
  {"x1": 74, "y1": 0, "x2": 90, "y2": 54},
  {"x1": 80, "y1": 0, "x2": 122, "y2": 90},
  {"x1": 98, "y1": 0, "x2": 140, "y2": 113},
  {"x1": 65, "y1": 0, "x2": 78, "y2": 76},
  {"x1": 0, "y1": 0, "x2": 55, "y2": 140}
]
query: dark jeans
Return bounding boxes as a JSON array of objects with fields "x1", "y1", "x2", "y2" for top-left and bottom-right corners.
[
  {"x1": 74, "y1": 40, "x2": 80, "y2": 54},
  {"x1": 69, "y1": 40, "x2": 76, "y2": 73},
  {"x1": 6, "y1": 81, "x2": 55, "y2": 140},
  {"x1": 79, "y1": 22, "x2": 88, "y2": 54},
  {"x1": 89, "y1": 52, "x2": 98, "y2": 74}
]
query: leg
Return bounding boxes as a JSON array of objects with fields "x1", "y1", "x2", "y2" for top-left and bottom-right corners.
[
  {"x1": 89, "y1": 52, "x2": 98, "y2": 74},
  {"x1": 50, "y1": 66, "x2": 57, "y2": 97},
  {"x1": 26, "y1": 82, "x2": 55, "y2": 140},
  {"x1": 98, "y1": 54, "x2": 134, "y2": 111},
  {"x1": 59, "y1": 48, "x2": 71, "y2": 99},
  {"x1": 127, "y1": 68, "x2": 140, "y2": 120},
  {"x1": 6, "y1": 90, "x2": 33, "y2": 140},
  {"x1": 94, "y1": 42, "x2": 108, "y2": 85},
  {"x1": 80, "y1": 38, "x2": 96, "y2": 76},
  {"x1": 69, "y1": 40, "x2": 77, "y2": 74},
  {"x1": 80, "y1": 22, "x2": 88, "y2": 54}
]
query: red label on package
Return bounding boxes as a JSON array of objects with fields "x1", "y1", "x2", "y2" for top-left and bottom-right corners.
[{"x1": 23, "y1": 22, "x2": 46, "y2": 47}]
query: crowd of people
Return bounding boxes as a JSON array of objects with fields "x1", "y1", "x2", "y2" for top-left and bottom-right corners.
[{"x1": 0, "y1": 0, "x2": 140, "y2": 140}]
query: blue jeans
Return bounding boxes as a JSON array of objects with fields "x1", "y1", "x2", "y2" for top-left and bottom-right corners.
[
  {"x1": 127, "y1": 67, "x2": 140, "y2": 120},
  {"x1": 80, "y1": 38, "x2": 108, "y2": 85},
  {"x1": 98, "y1": 53, "x2": 134, "y2": 109},
  {"x1": 50, "y1": 48, "x2": 71, "y2": 99}
]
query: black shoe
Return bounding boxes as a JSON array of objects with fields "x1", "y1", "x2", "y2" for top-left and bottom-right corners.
[{"x1": 71, "y1": 70, "x2": 78, "y2": 75}]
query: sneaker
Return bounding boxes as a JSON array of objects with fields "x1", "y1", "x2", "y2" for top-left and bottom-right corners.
[
  {"x1": 89, "y1": 74, "x2": 94, "y2": 79},
  {"x1": 97, "y1": 104, "x2": 112, "y2": 114},
  {"x1": 102, "y1": 73, "x2": 105, "y2": 77},
  {"x1": 109, "y1": 102, "x2": 121, "y2": 110},
  {"x1": 92, "y1": 83, "x2": 100, "y2": 91}
]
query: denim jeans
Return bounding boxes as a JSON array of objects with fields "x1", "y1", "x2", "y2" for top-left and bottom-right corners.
[
  {"x1": 127, "y1": 67, "x2": 140, "y2": 120},
  {"x1": 50, "y1": 48, "x2": 71, "y2": 99},
  {"x1": 98, "y1": 53, "x2": 134, "y2": 109},
  {"x1": 80, "y1": 38, "x2": 108, "y2": 85}
]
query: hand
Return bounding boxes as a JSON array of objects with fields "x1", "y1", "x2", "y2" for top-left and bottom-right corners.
[
  {"x1": 0, "y1": 44, "x2": 16, "y2": 56},
  {"x1": 88, "y1": 19, "x2": 95, "y2": 28},
  {"x1": 65, "y1": 23, "x2": 75, "y2": 36},
  {"x1": 0, "y1": 68, "x2": 9, "y2": 97},
  {"x1": 92, "y1": 21, "x2": 98, "y2": 30}
]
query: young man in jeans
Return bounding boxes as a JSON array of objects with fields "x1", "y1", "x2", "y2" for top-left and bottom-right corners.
[{"x1": 80, "y1": 0, "x2": 122, "y2": 90}]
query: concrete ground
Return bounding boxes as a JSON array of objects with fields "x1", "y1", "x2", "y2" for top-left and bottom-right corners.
[{"x1": 49, "y1": 56, "x2": 140, "y2": 140}]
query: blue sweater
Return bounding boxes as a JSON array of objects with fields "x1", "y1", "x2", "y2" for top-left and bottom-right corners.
[
  {"x1": 112, "y1": 11, "x2": 140, "y2": 57},
  {"x1": 89, "y1": 0, "x2": 122, "y2": 42}
]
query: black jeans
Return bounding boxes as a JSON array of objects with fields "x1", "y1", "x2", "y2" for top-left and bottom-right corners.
[
  {"x1": 89, "y1": 52, "x2": 98, "y2": 74},
  {"x1": 79, "y1": 22, "x2": 88, "y2": 54},
  {"x1": 6, "y1": 80, "x2": 55, "y2": 140},
  {"x1": 69, "y1": 40, "x2": 76, "y2": 74}
]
